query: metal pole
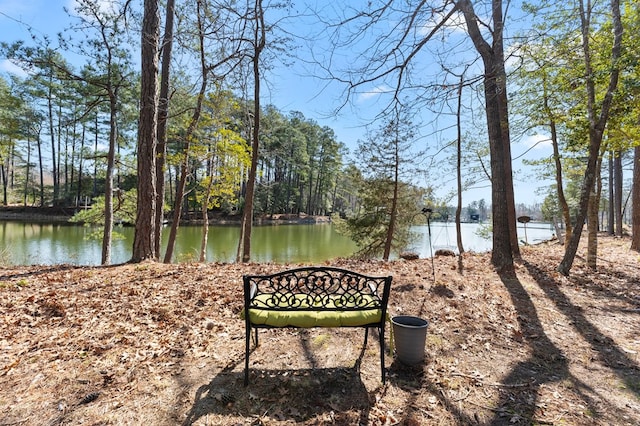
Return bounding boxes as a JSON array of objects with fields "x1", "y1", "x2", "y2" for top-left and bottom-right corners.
[
  {"x1": 422, "y1": 208, "x2": 435, "y2": 282},
  {"x1": 518, "y1": 215, "x2": 531, "y2": 245}
]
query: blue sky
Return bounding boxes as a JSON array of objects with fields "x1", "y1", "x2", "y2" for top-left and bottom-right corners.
[
  {"x1": 0, "y1": 0, "x2": 72, "y2": 44},
  {"x1": 0, "y1": 0, "x2": 554, "y2": 206}
]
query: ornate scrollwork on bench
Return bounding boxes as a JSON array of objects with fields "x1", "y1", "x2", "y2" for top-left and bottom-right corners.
[{"x1": 242, "y1": 266, "x2": 392, "y2": 385}]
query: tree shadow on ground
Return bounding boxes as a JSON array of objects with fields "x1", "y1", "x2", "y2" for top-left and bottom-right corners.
[
  {"x1": 181, "y1": 364, "x2": 371, "y2": 425},
  {"x1": 182, "y1": 329, "x2": 377, "y2": 425},
  {"x1": 521, "y1": 260, "x2": 640, "y2": 398},
  {"x1": 387, "y1": 358, "x2": 480, "y2": 425},
  {"x1": 490, "y1": 259, "x2": 640, "y2": 425},
  {"x1": 489, "y1": 271, "x2": 572, "y2": 425},
  {"x1": 0, "y1": 264, "x2": 101, "y2": 281},
  {"x1": 567, "y1": 262, "x2": 640, "y2": 309}
]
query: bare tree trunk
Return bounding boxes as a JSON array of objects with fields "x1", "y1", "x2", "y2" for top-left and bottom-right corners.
[
  {"x1": 76, "y1": 123, "x2": 85, "y2": 206},
  {"x1": 164, "y1": 156, "x2": 189, "y2": 263},
  {"x1": 164, "y1": 0, "x2": 208, "y2": 263},
  {"x1": 154, "y1": 0, "x2": 175, "y2": 258},
  {"x1": 455, "y1": 72, "x2": 465, "y2": 255},
  {"x1": 587, "y1": 158, "x2": 602, "y2": 269},
  {"x1": 238, "y1": 0, "x2": 266, "y2": 263},
  {"x1": 101, "y1": 96, "x2": 117, "y2": 265},
  {"x1": 64, "y1": 122, "x2": 70, "y2": 200},
  {"x1": 47, "y1": 81, "x2": 59, "y2": 204},
  {"x1": 587, "y1": 193, "x2": 599, "y2": 269},
  {"x1": 0, "y1": 164, "x2": 6, "y2": 206},
  {"x1": 56, "y1": 103, "x2": 62, "y2": 203},
  {"x1": 93, "y1": 114, "x2": 98, "y2": 198},
  {"x1": 24, "y1": 136, "x2": 31, "y2": 207},
  {"x1": 558, "y1": 0, "x2": 622, "y2": 275},
  {"x1": 606, "y1": 153, "x2": 613, "y2": 234},
  {"x1": 132, "y1": 0, "x2": 160, "y2": 262},
  {"x1": 543, "y1": 76, "x2": 572, "y2": 243},
  {"x1": 383, "y1": 119, "x2": 400, "y2": 261},
  {"x1": 631, "y1": 145, "x2": 640, "y2": 251},
  {"x1": 9, "y1": 142, "x2": 14, "y2": 194},
  {"x1": 614, "y1": 151, "x2": 623, "y2": 236},
  {"x1": 69, "y1": 119, "x2": 76, "y2": 204},
  {"x1": 37, "y1": 130, "x2": 44, "y2": 206},
  {"x1": 458, "y1": 0, "x2": 517, "y2": 272},
  {"x1": 199, "y1": 175, "x2": 214, "y2": 262}
]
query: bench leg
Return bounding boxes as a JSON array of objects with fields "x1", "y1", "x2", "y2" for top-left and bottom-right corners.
[
  {"x1": 379, "y1": 326, "x2": 386, "y2": 384},
  {"x1": 245, "y1": 326, "x2": 260, "y2": 386},
  {"x1": 364, "y1": 327, "x2": 385, "y2": 383},
  {"x1": 244, "y1": 325, "x2": 251, "y2": 386}
]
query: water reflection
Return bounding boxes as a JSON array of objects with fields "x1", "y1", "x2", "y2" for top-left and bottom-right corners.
[{"x1": 0, "y1": 221, "x2": 553, "y2": 266}]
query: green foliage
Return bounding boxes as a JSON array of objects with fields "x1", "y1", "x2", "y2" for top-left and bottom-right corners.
[
  {"x1": 541, "y1": 192, "x2": 561, "y2": 223},
  {"x1": 540, "y1": 184, "x2": 582, "y2": 224},
  {"x1": 340, "y1": 107, "x2": 428, "y2": 260},
  {"x1": 255, "y1": 108, "x2": 345, "y2": 216},
  {"x1": 70, "y1": 190, "x2": 137, "y2": 240},
  {"x1": 475, "y1": 223, "x2": 492, "y2": 241},
  {"x1": 512, "y1": 0, "x2": 636, "y2": 240},
  {"x1": 0, "y1": 75, "x2": 24, "y2": 142},
  {"x1": 341, "y1": 177, "x2": 425, "y2": 259},
  {"x1": 192, "y1": 89, "x2": 250, "y2": 213}
]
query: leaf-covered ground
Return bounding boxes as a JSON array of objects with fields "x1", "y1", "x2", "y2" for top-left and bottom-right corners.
[{"x1": 1, "y1": 235, "x2": 639, "y2": 425}]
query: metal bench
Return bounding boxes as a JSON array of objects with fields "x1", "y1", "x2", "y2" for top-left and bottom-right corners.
[{"x1": 243, "y1": 266, "x2": 392, "y2": 385}]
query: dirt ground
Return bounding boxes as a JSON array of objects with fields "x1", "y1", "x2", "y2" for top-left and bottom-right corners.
[{"x1": 1, "y1": 235, "x2": 639, "y2": 425}]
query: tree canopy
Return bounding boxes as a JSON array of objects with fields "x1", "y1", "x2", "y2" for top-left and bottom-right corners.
[{"x1": 1, "y1": 0, "x2": 639, "y2": 267}]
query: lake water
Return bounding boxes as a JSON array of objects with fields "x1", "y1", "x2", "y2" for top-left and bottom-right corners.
[
  {"x1": 411, "y1": 222, "x2": 555, "y2": 255},
  {"x1": 0, "y1": 221, "x2": 554, "y2": 266}
]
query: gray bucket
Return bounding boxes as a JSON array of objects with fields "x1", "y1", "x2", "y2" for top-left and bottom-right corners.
[{"x1": 391, "y1": 315, "x2": 429, "y2": 365}]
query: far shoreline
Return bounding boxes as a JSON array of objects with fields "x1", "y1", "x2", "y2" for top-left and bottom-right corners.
[{"x1": 0, "y1": 206, "x2": 332, "y2": 226}]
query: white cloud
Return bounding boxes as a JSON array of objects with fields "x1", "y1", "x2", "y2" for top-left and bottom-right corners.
[
  {"x1": 0, "y1": 59, "x2": 28, "y2": 77},
  {"x1": 66, "y1": 0, "x2": 121, "y2": 18},
  {"x1": 522, "y1": 133, "x2": 552, "y2": 150},
  {"x1": 417, "y1": 9, "x2": 468, "y2": 37},
  {"x1": 357, "y1": 85, "x2": 392, "y2": 103}
]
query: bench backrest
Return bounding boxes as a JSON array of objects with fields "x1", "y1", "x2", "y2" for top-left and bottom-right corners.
[{"x1": 243, "y1": 266, "x2": 392, "y2": 313}]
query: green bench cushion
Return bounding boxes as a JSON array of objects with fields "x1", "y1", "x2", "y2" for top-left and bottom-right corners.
[{"x1": 245, "y1": 293, "x2": 383, "y2": 327}]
